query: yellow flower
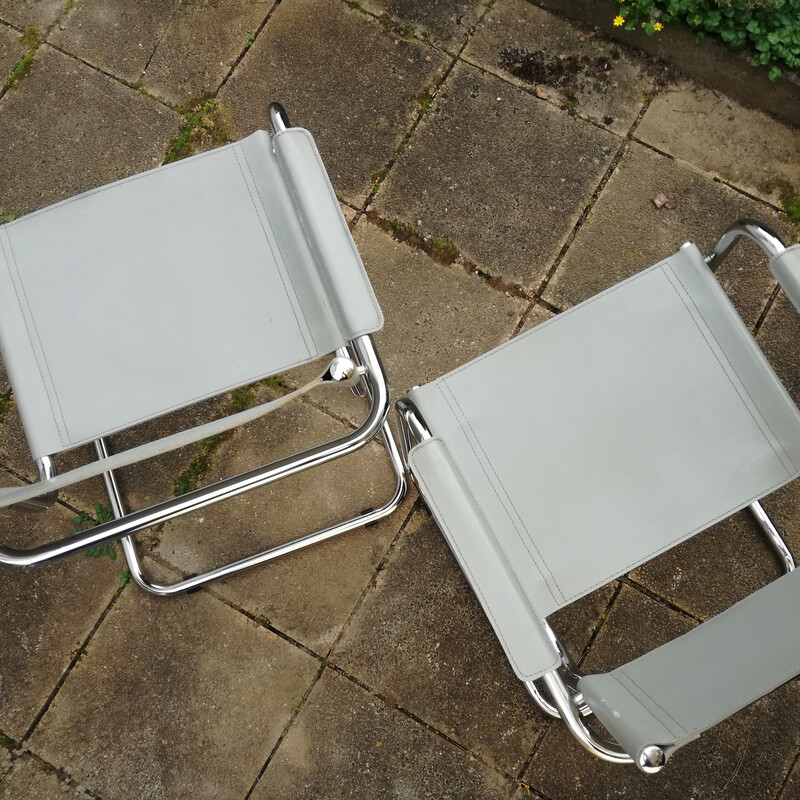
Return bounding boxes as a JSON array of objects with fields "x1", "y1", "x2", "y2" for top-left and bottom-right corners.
[
  {"x1": 654, "y1": 21, "x2": 663, "y2": 31},
  {"x1": 613, "y1": 15, "x2": 625, "y2": 26}
]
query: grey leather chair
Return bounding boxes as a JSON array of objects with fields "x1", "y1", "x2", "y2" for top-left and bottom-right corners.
[
  {"x1": 396, "y1": 222, "x2": 800, "y2": 772},
  {"x1": 0, "y1": 104, "x2": 406, "y2": 595}
]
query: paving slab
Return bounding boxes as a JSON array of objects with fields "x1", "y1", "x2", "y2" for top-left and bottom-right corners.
[
  {"x1": 543, "y1": 141, "x2": 788, "y2": 326},
  {"x1": 0, "y1": 756, "x2": 69, "y2": 799},
  {"x1": 0, "y1": 24, "x2": 28, "y2": 85},
  {"x1": 28, "y1": 566, "x2": 319, "y2": 800},
  {"x1": 630, "y1": 509, "x2": 787, "y2": 622},
  {"x1": 287, "y1": 220, "x2": 526, "y2": 425},
  {"x1": 0, "y1": 45, "x2": 181, "y2": 217},
  {"x1": 525, "y1": 586, "x2": 800, "y2": 799},
  {"x1": 155, "y1": 385, "x2": 410, "y2": 653},
  {"x1": 636, "y1": 81, "x2": 800, "y2": 208},
  {"x1": 333, "y1": 511, "x2": 551, "y2": 776},
  {"x1": 781, "y1": 760, "x2": 800, "y2": 800},
  {"x1": 374, "y1": 62, "x2": 618, "y2": 289},
  {"x1": 219, "y1": 0, "x2": 449, "y2": 205},
  {"x1": 142, "y1": 0, "x2": 271, "y2": 106},
  {"x1": 464, "y1": 0, "x2": 659, "y2": 136},
  {"x1": 0, "y1": 474, "x2": 119, "y2": 742},
  {"x1": 255, "y1": 667, "x2": 517, "y2": 800},
  {"x1": 359, "y1": 0, "x2": 486, "y2": 50},
  {"x1": 49, "y1": 0, "x2": 180, "y2": 85},
  {"x1": 0, "y1": 0, "x2": 61, "y2": 30}
]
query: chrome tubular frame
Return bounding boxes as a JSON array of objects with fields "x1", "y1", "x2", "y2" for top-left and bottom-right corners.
[
  {"x1": 391, "y1": 220, "x2": 798, "y2": 772},
  {"x1": 395, "y1": 394, "x2": 638, "y2": 764},
  {"x1": 0, "y1": 336, "x2": 406, "y2": 578},
  {"x1": 705, "y1": 219, "x2": 785, "y2": 272},
  {"x1": 703, "y1": 219, "x2": 795, "y2": 575}
]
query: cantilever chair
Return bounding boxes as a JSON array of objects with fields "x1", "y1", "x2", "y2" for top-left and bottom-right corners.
[
  {"x1": 0, "y1": 104, "x2": 406, "y2": 594},
  {"x1": 396, "y1": 221, "x2": 800, "y2": 772}
]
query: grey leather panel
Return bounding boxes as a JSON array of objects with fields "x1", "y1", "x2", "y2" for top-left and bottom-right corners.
[
  {"x1": 770, "y1": 244, "x2": 800, "y2": 314},
  {"x1": 408, "y1": 437, "x2": 559, "y2": 680},
  {"x1": 0, "y1": 129, "x2": 381, "y2": 460},
  {"x1": 407, "y1": 244, "x2": 800, "y2": 681},
  {"x1": 273, "y1": 129, "x2": 383, "y2": 337},
  {"x1": 579, "y1": 567, "x2": 800, "y2": 762},
  {"x1": 0, "y1": 368, "x2": 325, "y2": 510}
]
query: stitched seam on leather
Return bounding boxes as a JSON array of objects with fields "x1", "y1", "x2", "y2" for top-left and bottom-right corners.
[
  {"x1": 439, "y1": 259, "x2": 670, "y2": 382},
  {"x1": 664, "y1": 262, "x2": 797, "y2": 475},
  {"x1": 1, "y1": 230, "x2": 69, "y2": 446},
  {"x1": 408, "y1": 437, "x2": 560, "y2": 679},
  {"x1": 426, "y1": 254, "x2": 792, "y2": 606},
  {"x1": 438, "y1": 381, "x2": 564, "y2": 606},
  {"x1": 616, "y1": 670, "x2": 687, "y2": 739},
  {"x1": 234, "y1": 145, "x2": 315, "y2": 359},
  {"x1": 274, "y1": 129, "x2": 382, "y2": 340}
]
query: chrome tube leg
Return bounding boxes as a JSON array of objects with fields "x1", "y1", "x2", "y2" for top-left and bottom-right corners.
[
  {"x1": 9, "y1": 455, "x2": 57, "y2": 512},
  {"x1": 705, "y1": 219, "x2": 786, "y2": 271},
  {"x1": 749, "y1": 500, "x2": 795, "y2": 573}
]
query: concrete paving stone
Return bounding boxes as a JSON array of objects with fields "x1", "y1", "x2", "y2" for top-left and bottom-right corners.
[
  {"x1": 360, "y1": 0, "x2": 486, "y2": 50},
  {"x1": 0, "y1": 756, "x2": 68, "y2": 800},
  {"x1": 255, "y1": 667, "x2": 517, "y2": 800},
  {"x1": 219, "y1": 0, "x2": 449, "y2": 206},
  {"x1": 49, "y1": 0, "x2": 180, "y2": 85},
  {"x1": 0, "y1": 45, "x2": 181, "y2": 217},
  {"x1": 0, "y1": 474, "x2": 119, "y2": 741},
  {"x1": 28, "y1": 569, "x2": 319, "y2": 800},
  {"x1": 518, "y1": 302, "x2": 554, "y2": 333},
  {"x1": 333, "y1": 511, "x2": 550, "y2": 776},
  {"x1": 636, "y1": 81, "x2": 800, "y2": 208},
  {"x1": 285, "y1": 219, "x2": 526, "y2": 426},
  {"x1": 155, "y1": 384, "x2": 411, "y2": 653},
  {"x1": 463, "y1": 0, "x2": 659, "y2": 136},
  {"x1": 630, "y1": 510, "x2": 788, "y2": 622},
  {"x1": 142, "y1": 0, "x2": 271, "y2": 106},
  {"x1": 525, "y1": 586, "x2": 800, "y2": 799},
  {"x1": 0, "y1": 23, "x2": 28, "y2": 85},
  {"x1": 781, "y1": 759, "x2": 800, "y2": 800},
  {"x1": 543, "y1": 141, "x2": 789, "y2": 327},
  {"x1": 374, "y1": 62, "x2": 618, "y2": 289},
  {"x1": 0, "y1": 0, "x2": 61, "y2": 30}
]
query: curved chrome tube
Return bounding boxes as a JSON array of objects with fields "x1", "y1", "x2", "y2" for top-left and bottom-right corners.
[
  {"x1": 750, "y1": 500, "x2": 795, "y2": 573},
  {"x1": 705, "y1": 219, "x2": 786, "y2": 272},
  {"x1": 0, "y1": 336, "x2": 401, "y2": 568},
  {"x1": 538, "y1": 671, "x2": 636, "y2": 766},
  {"x1": 268, "y1": 102, "x2": 291, "y2": 135}
]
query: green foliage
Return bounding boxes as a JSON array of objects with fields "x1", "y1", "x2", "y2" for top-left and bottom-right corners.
[
  {"x1": 616, "y1": 0, "x2": 800, "y2": 77},
  {"x1": 118, "y1": 569, "x2": 131, "y2": 588},
  {"x1": 164, "y1": 95, "x2": 233, "y2": 164},
  {"x1": 0, "y1": 208, "x2": 15, "y2": 224},
  {"x1": 19, "y1": 28, "x2": 42, "y2": 48},
  {"x1": 3, "y1": 50, "x2": 36, "y2": 91},
  {"x1": 0, "y1": 731, "x2": 15, "y2": 750},
  {"x1": 72, "y1": 504, "x2": 118, "y2": 559}
]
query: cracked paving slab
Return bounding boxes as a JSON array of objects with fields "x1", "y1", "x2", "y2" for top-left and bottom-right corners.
[
  {"x1": 253, "y1": 667, "x2": 517, "y2": 800},
  {"x1": 373, "y1": 61, "x2": 618, "y2": 290},
  {"x1": 636, "y1": 81, "x2": 800, "y2": 210},
  {"x1": 27, "y1": 565, "x2": 320, "y2": 800},
  {"x1": 543, "y1": 141, "x2": 791, "y2": 326},
  {"x1": 0, "y1": 474, "x2": 119, "y2": 741},
  {"x1": 0, "y1": 45, "x2": 181, "y2": 218},
  {"x1": 141, "y1": 0, "x2": 272, "y2": 106},
  {"x1": 464, "y1": 0, "x2": 662, "y2": 136},
  {"x1": 218, "y1": 0, "x2": 449, "y2": 206},
  {"x1": 49, "y1": 0, "x2": 181, "y2": 86}
]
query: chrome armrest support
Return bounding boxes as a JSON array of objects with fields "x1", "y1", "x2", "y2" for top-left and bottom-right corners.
[
  {"x1": 705, "y1": 219, "x2": 786, "y2": 272},
  {"x1": 0, "y1": 336, "x2": 402, "y2": 569}
]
